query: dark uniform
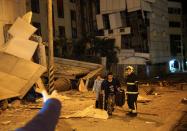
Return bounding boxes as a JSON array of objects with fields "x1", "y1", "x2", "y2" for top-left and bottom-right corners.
[
  {"x1": 126, "y1": 73, "x2": 139, "y2": 112},
  {"x1": 101, "y1": 79, "x2": 120, "y2": 110}
]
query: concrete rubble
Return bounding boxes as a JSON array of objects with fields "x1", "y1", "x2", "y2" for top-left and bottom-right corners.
[
  {"x1": 53, "y1": 57, "x2": 104, "y2": 92},
  {"x1": 181, "y1": 98, "x2": 187, "y2": 104},
  {"x1": 0, "y1": 12, "x2": 46, "y2": 101},
  {"x1": 137, "y1": 95, "x2": 151, "y2": 103},
  {"x1": 0, "y1": 10, "x2": 104, "y2": 101},
  {"x1": 61, "y1": 105, "x2": 109, "y2": 120}
]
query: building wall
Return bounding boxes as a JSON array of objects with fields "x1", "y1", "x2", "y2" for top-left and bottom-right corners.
[
  {"x1": 26, "y1": 0, "x2": 77, "y2": 42},
  {"x1": 168, "y1": 1, "x2": 183, "y2": 58},
  {"x1": 183, "y1": 15, "x2": 187, "y2": 58},
  {"x1": 98, "y1": 0, "x2": 170, "y2": 64},
  {"x1": 149, "y1": 0, "x2": 170, "y2": 64},
  {"x1": 168, "y1": 1, "x2": 182, "y2": 35},
  {"x1": 0, "y1": 0, "x2": 26, "y2": 46}
]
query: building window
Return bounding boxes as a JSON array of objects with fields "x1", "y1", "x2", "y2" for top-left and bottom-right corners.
[
  {"x1": 170, "y1": 34, "x2": 181, "y2": 56},
  {"x1": 168, "y1": 8, "x2": 181, "y2": 14},
  {"x1": 121, "y1": 35, "x2": 132, "y2": 49},
  {"x1": 32, "y1": 22, "x2": 41, "y2": 36},
  {"x1": 71, "y1": 10, "x2": 76, "y2": 21},
  {"x1": 95, "y1": 0, "x2": 100, "y2": 14},
  {"x1": 57, "y1": 0, "x2": 64, "y2": 18},
  {"x1": 58, "y1": 26, "x2": 65, "y2": 38},
  {"x1": 70, "y1": 0, "x2": 76, "y2": 3},
  {"x1": 103, "y1": 14, "x2": 110, "y2": 29},
  {"x1": 31, "y1": 0, "x2": 40, "y2": 13},
  {"x1": 72, "y1": 28, "x2": 77, "y2": 38},
  {"x1": 169, "y1": 21, "x2": 181, "y2": 28}
]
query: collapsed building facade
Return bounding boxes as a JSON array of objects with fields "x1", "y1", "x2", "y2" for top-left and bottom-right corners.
[
  {"x1": 94, "y1": 0, "x2": 184, "y2": 77},
  {"x1": 0, "y1": 0, "x2": 103, "y2": 101},
  {"x1": 0, "y1": 0, "x2": 185, "y2": 79},
  {"x1": 96, "y1": 0, "x2": 167, "y2": 77},
  {"x1": 0, "y1": 0, "x2": 26, "y2": 45}
]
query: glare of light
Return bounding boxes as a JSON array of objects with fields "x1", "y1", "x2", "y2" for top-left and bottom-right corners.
[{"x1": 169, "y1": 59, "x2": 176, "y2": 73}]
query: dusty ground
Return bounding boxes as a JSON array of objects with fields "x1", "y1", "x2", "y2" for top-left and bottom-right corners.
[{"x1": 0, "y1": 86, "x2": 187, "y2": 131}]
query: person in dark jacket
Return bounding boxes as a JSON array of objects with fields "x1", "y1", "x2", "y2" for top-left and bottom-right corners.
[
  {"x1": 101, "y1": 72, "x2": 120, "y2": 111},
  {"x1": 125, "y1": 66, "x2": 139, "y2": 116},
  {"x1": 16, "y1": 90, "x2": 62, "y2": 131}
]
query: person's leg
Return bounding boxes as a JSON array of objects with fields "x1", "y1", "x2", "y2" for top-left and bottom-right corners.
[
  {"x1": 131, "y1": 94, "x2": 138, "y2": 116},
  {"x1": 95, "y1": 92, "x2": 99, "y2": 108},
  {"x1": 95, "y1": 100, "x2": 99, "y2": 108},
  {"x1": 127, "y1": 94, "x2": 134, "y2": 111},
  {"x1": 104, "y1": 95, "x2": 108, "y2": 111}
]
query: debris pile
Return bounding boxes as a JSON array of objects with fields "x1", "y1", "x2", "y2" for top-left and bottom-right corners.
[
  {"x1": 61, "y1": 105, "x2": 108, "y2": 120},
  {"x1": 0, "y1": 12, "x2": 46, "y2": 101}
]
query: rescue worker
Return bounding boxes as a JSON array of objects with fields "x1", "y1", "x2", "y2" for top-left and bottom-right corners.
[
  {"x1": 125, "y1": 66, "x2": 139, "y2": 116},
  {"x1": 92, "y1": 74, "x2": 104, "y2": 108},
  {"x1": 101, "y1": 72, "x2": 120, "y2": 112}
]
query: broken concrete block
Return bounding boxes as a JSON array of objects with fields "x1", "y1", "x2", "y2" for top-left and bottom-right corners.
[
  {"x1": 11, "y1": 100, "x2": 22, "y2": 108},
  {"x1": 54, "y1": 77, "x2": 71, "y2": 92},
  {"x1": 137, "y1": 95, "x2": 151, "y2": 103},
  {"x1": 0, "y1": 71, "x2": 28, "y2": 93},
  {"x1": 61, "y1": 105, "x2": 108, "y2": 119},
  {"x1": 181, "y1": 98, "x2": 187, "y2": 104},
  {"x1": 4, "y1": 37, "x2": 38, "y2": 60},
  {"x1": 1, "y1": 121, "x2": 11, "y2": 125},
  {"x1": 0, "y1": 86, "x2": 19, "y2": 100},
  {"x1": 0, "y1": 52, "x2": 46, "y2": 100},
  {"x1": 8, "y1": 17, "x2": 36, "y2": 39},
  {"x1": 22, "y1": 11, "x2": 32, "y2": 24}
]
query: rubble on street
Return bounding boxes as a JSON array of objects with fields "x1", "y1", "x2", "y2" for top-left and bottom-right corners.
[{"x1": 0, "y1": 85, "x2": 187, "y2": 131}]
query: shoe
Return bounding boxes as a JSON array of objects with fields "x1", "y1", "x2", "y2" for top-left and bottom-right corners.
[
  {"x1": 131, "y1": 113, "x2": 138, "y2": 117},
  {"x1": 126, "y1": 111, "x2": 132, "y2": 116},
  {"x1": 132, "y1": 110, "x2": 137, "y2": 113}
]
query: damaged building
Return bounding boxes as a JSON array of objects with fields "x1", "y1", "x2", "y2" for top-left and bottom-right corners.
[
  {"x1": 0, "y1": 0, "x2": 104, "y2": 101},
  {"x1": 95, "y1": 0, "x2": 185, "y2": 77},
  {"x1": 0, "y1": 0, "x2": 26, "y2": 45}
]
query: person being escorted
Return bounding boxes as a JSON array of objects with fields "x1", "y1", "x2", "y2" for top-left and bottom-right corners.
[
  {"x1": 92, "y1": 74, "x2": 104, "y2": 108},
  {"x1": 125, "y1": 66, "x2": 139, "y2": 117},
  {"x1": 101, "y1": 72, "x2": 121, "y2": 113}
]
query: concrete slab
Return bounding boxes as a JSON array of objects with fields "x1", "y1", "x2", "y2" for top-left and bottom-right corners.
[
  {"x1": 10, "y1": 59, "x2": 39, "y2": 80},
  {"x1": 8, "y1": 17, "x2": 36, "y2": 39},
  {"x1": 0, "y1": 71, "x2": 28, "y2": 93},
  {"x1": 0, "y1": 86, "x2": 19, "y2": 100},
  {"x1": 0, "y1": 52, "x2": 46, "y2": 100},
  {"x1": 22, "y1": 12, "x2": 32, "y2": 24},
  {"x1": 0, "y1": 53, "x2": 18, "y2": 73},
  {"x1": 4, "y1": 37, "x2": 38, "y2": 60}
]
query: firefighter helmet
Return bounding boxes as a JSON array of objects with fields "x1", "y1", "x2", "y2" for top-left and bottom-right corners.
[{"x1": 126, "y1": 66, "x2": 134, "y2": 72}]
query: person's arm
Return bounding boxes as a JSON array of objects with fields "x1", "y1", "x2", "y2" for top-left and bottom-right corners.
[
  {"x1": 16, "y1": 90, "x2": 62, "y2": 131},
  {"x1": 116, "y1": 78, "x2": 121, "y2": 91},
  {"x1": 133, "y1": 74, "x2": 138, "y2": 86},
  {"x1": 16, "y1": 98, "x2": 61, "y2": 131}
]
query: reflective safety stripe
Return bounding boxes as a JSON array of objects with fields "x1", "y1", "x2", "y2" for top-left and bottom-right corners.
[
  {"x1": 126, "y1": 91, "x2": 139, "y2": 94},
  {"x1": 127, "y1": 82, "x2": 135, "y2": 85}
]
